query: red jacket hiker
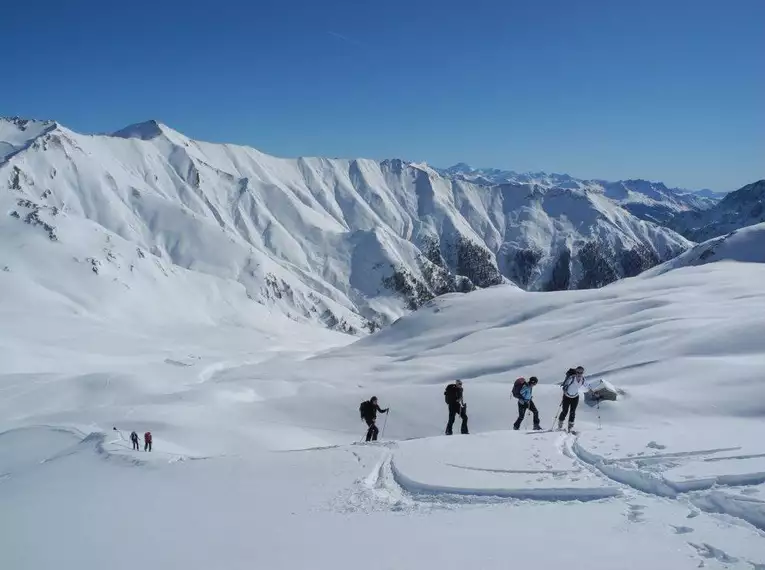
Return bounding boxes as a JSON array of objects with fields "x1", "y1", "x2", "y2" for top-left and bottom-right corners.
[{"x1": 144, "y1": 431, "x2": 152, "y2": 452}]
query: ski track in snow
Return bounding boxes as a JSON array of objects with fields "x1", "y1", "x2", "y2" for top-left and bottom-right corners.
[{"x1": 328, "y1": 428, "x2": 765, "y2": 568}]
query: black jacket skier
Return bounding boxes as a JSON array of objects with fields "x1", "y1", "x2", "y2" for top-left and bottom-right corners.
[
  {"x1": 130, "y1": 431, "x2": 140, "y2": 451},
  {"x1": 360, "y1": 396, "x2": 388, "y2": 442},
  {"x1": 444, "y1": 380, "x2": 469, "y2": 435}
]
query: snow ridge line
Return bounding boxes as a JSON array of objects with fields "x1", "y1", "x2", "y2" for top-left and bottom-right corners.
[{"x1": 0, "y1": 121, "x2": 58, "y2": 166}]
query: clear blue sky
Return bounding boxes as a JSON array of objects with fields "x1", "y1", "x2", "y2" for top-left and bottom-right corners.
[{"x1": 3, "y1": 0, "x2": 762, "y2": 191}]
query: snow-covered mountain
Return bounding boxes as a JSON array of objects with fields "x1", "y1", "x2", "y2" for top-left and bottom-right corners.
[
  {"x1": 669, "y1": 180, "x2": 765, "y2": 242},
  {"x1": 644, "y1": 222, "x2": 765, "y2": 277},
  {"x1": 439, "y1": 163, "x2": 719, "y2": 224},
  {"x1": 1, "y1": 117, "x2": 691, "y2": 332}
]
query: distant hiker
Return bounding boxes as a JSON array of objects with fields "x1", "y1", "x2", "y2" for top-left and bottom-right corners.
[
  {"x1": 144, "y1": 431, "x2": 153, "y2": 452},
  {"x1": 444, "y1": 380, "x2": 469, "y2": 435},
  {"x1": 359, "y1": 397, "x2": 389, "y2": 442},
  {"x1": 130, "y1": 431, "x2": 140, "y2": 451},
  {"x1": 558, "y1": 366, "x2": 592, "y2": 432},
  {"x1": 512, "y1": 376, "x2": 541, "y2": 431}
]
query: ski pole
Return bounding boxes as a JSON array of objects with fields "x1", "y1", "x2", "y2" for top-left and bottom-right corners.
[
  {"x1": 551, "y1": 402, "x2": 562, "y2": 431},
  {"x1": 381, "y1": 410, "x2": 390, "y2": 439},
  {"x1": 597, "y1": 398, "x2": 602, "y2": 430}
]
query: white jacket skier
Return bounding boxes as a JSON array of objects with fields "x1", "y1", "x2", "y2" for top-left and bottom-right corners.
[{"x1": 558, "y1": 366, "x2": 592, "y2": 431}]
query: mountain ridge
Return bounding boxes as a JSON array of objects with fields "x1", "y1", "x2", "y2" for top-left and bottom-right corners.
[
  {"x1": 669, "y1": 180, "x2": 765, "y2": 242},
  {"x1": 1, "y1": 117, "x2": 694, "y2": 333}
]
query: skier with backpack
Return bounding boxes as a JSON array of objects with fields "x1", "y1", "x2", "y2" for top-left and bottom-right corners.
[
  {"x1": 359, "y1": 396, "x2": 389, "y2": 442},
  {"x1": 512, "y1": 376, "x2": 541, "y2": 430},
  {"x1": 144, "y1": 431, "x2": 152, "y2": 452},
  {"x1": 558, "y1": 366, "x2": 592, "y2": 432},
  {"x1": 130, "y1": 431, "x2": 140, "y2": 451},
  {"x1": 444, "y1": 379, "x2": 469, "y2": 435}
]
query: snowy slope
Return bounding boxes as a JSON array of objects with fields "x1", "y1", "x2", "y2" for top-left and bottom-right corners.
[
  {"x1": 440, "y1": 163, "x2": 719, "y2": 224},
  {"x1": 645, "y1": 222, "x2": 765, "y2": 276},
  {"x1": 2, "y1": 240, "x2": 765, "y2": 569},
  {"x1": 670, "y1": 180, "x2": 765, "y2": 242},
  {"x1": 1, "y1": 117, "x2": 692, "y2": 333},
  {"x1": 0, "y1": 117, "x2": 57, "y2": 162}
]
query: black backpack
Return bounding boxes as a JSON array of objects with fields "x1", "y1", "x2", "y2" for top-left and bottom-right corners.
[
  {"x1": 359, "y1": 400, "x2": 373, "y2": 419},
  {"x1": 444, "y1": 384, "x2": 459, "y2": 404}
]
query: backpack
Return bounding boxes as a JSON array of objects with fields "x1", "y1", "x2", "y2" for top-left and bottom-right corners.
[
  {"x1": 444, "y1": 384, "x2": 458, "y2": 404},
  {"x1": 511, "y1": 377, "x2": 526, "y2": 399},
  {"x1": 359, "y1": 400, "x2": 373, "y2": 419}
]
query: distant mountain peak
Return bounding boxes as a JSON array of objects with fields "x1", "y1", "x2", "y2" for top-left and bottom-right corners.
[
  {"x1": 112, "y1": 119, "x2": 170, "y2": 141},
  {"x1": 446, "y1": 162, "x2": 475, "y2": 172},
  {"x1": 0, "y1": 116, "x2": 57, "y2": 130}
]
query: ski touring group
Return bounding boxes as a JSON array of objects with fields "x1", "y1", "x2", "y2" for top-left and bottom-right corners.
[
  {"x1": 359, "y1": 365, "x2": 601, "y2": 442},
  {"x1": 113, "y1": 427, "x2": 153, "y2": 451}
]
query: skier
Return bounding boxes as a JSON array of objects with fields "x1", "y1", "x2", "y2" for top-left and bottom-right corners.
[
  {"x1": 130, "y1": 431, "x2": 140, "y2": 451},
  {"x1": 444, "y1": 379, "x2": 469, "y2": 435},
  {"x1": 359, "y1": 396, "x2": 389, "y2": 442},
  {"x1": 144, "y1": 431, "x2": 152, "y2": 452},
  {"x1": 513, "y1": 376, "x2": 541, "y2": 430},
  {"x1": 558, "y1": 366, "x2": 592, "y2": 432}
]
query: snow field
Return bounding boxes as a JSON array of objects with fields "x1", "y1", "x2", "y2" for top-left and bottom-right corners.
[
  {"x1": 3, "y1": 423, "x2": 764, "y2": 570},
  {"x1": 1, "y1": 252, "x2": 765, "y2": 568}
]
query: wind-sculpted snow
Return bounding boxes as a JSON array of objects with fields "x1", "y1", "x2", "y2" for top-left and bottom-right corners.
[{"x1": 1, "y1": 117, "x2": 691, "y2": 332}]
